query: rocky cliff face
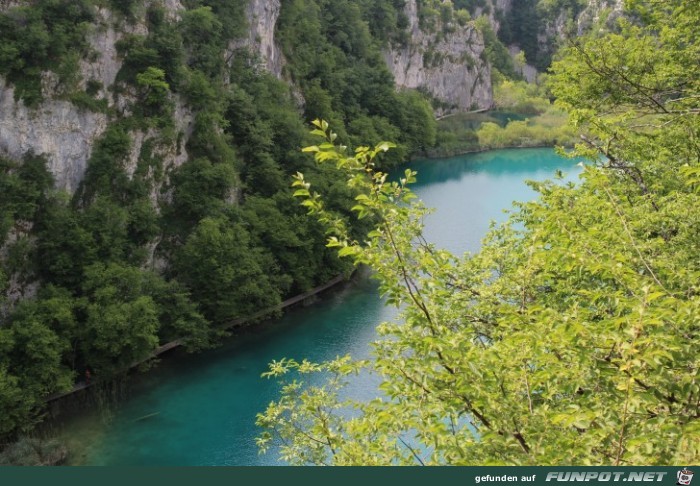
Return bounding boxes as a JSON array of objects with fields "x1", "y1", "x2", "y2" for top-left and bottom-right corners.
[
  {"x1": 576, "y1": 0, "x2": 626, "y2": 35},
  {"x1": 532, "y1": 0, "x2": 625, "y2": 68},
  {"x1": 475, "y1": 0, "x2": 513, "y2": 32},
  {"x1": 0, "y1": 0, "x2": 283, "y2": 196},
  {"x1": 0, "y1": 5, "x2": 128, "y2": 193},
  {"x1": 0, "y1": 78, "x2": 109, "y2": 193},
  {"x1": 0, "y1": 3, "x2": 190, "y2": 194},
  {"x1": 229, "y1": 0, "x2": 284, "y2": 78},
  {"x1": 0, "y1": 0, "x2": 504, "y2": 192},
  {"x1": 384, "y1": 0, "x2": 493, "y2": 116},
  {"x1": 0, "y1": 0, "x2": 622, "y2": 195},
  {"x1": 78, "y1": 7, "x2": 146, "y2": 101}
]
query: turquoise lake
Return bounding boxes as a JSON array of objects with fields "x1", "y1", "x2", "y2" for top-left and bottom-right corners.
[{"x1": 62, "y1": 148, "x2": 580, "y2": 466}]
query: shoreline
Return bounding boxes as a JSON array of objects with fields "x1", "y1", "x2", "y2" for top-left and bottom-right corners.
[
  {"x1": 44, "y1": 141, "x2": 573, "y2": 405},
  {"x1": 417, "y1": 142, "x2": 572, "y2": 161},
  {"x1": 45, "y1": 272, "x2": 354, "y2": 404}
]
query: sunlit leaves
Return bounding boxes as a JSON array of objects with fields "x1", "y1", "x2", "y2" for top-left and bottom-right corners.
[{"x1": 259, "y1": 44, "x2": 699, "y2": 464}]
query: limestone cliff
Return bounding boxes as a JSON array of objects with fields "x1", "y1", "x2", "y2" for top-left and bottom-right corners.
[
  {"x1": 0, "y1": 78, "x2": 109, "y2": 193},
  {"x1": 0, "y1": 5, "x2": 133, "y2": 193},
  {"x1": 384, "y1": 0, "x2": 493, "y2": 116},
  {"x1": 0, "y1": 0, "x2": 285, "y2": 196},
  {"x1": 229, "y1": 0, "x2": 284, "y2": 78},
  {"x1": 475, "y1": 0, "x2": 513, "y2": 32},
  {"x1": 0, "y1": 0, "x2": 517, "y2": 191},
  {"x1": 533, "y1": 0, "x2": 625, "y2": 69},
  {"x1": 0, "y1": 0, "x2": 624, "y2": 196},
  {"x1": 0, "y1": 3, "x2": 190, "y2": 194}
]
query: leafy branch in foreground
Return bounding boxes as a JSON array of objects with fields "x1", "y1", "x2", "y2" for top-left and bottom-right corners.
[
  {"x1": 257, "y1": 1, "x2": 699, "y2": 465},
  {"x1": 257, "y1": 116, "x2": 698, "y2": 465}
]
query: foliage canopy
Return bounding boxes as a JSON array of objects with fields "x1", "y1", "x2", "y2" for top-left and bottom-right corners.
[
  {"x1": 0, "y1": 0, "x2": 437, "y2": 441},
  {"x1": 257, "y1": 0, "x2": 700, "y2": 465}
]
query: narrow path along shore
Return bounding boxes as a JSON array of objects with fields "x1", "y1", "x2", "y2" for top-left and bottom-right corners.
[
  {"x1": 435, "y1": 107, "x2": 490, "y2": 121},
  {"x1": 46, "y1": 273, "x2": 349, "y2": 403},
  {"x1": 419, "y1": 142, "x2": 575, "y2": 161}
]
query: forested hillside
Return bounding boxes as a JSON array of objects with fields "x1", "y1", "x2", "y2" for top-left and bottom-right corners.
[
  {"x1": 0, "y1": 0, "x2": 436, "y2": 440},
  {"x1": 0, "y1": 0, "x2": 626, "y2": 448}
]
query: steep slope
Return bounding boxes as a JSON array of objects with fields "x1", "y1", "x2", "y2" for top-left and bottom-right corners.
[
  {"x1": 0, "y1": 0, "x2": 436, "y2": 439},
  {"x1": 230, "y1": 0, "x2": 284, "y2": 77},
  {"x1": 494, "y1": 0, "x2": 626, "y2": 71},
  {"x1": 0, "y1": 78, "x2": 108, "y2": 193},
  {"x1": 0, "y1": 4, "x2": 190, "y2": 193}
]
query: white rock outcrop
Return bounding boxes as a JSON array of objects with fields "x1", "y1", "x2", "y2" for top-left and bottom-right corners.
[
  {"x1": 475, "y1": 0, "x2": 513, "y2": 32},
  {"x1": 384, "y1": 0, "x2": 493, "y2": 116},
  {"x1": 78, "y1": 8, "x2": 139, "y2": 101},
  {"x1": 0, "y1": 78, "x2": 109, "y2": 193},
  {"x1": 0, "y1": 2, "x2": 191, "y2": 194},
  {"x1": 508, "y1": 46, "x2": 538, "y2": 84},
  {"x1": 577, "y1": 0, "x2": 625, "y2": 35},
  {"x1": 228, "y1": 0, "x2": 284, "y2": 78}
]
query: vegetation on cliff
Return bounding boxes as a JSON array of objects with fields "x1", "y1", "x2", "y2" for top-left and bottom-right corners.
[{"x1": 0, "y1": 0, "x2": 437, "y2": 441}]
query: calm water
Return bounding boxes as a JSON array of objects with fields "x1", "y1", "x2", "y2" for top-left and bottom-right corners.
[{"x1": 63, "y1": 148, "x2": 580, "y2": 466}]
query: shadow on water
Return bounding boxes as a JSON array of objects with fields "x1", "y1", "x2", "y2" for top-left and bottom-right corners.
[{"x1": 59, "y1": 148, "x2": 581, "y2": 466}]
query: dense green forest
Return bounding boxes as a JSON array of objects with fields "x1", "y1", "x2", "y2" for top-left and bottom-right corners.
[
  {"x1": 258, "y1": 0, "x2": 700, "y2": 465},
  {"x1": 497, "y1": 0, "x2": 587, "y2": 70},
  {"x1": 0, "y1": 0, "x2": 442, "y2": 441},
  {"x1": 1, "y1": 0, "x2": 682, "y2": 466}
]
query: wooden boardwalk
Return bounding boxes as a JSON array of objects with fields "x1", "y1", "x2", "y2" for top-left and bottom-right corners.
[
  {"x1": 46, "y1": 274, "x2": 348, "y2": 403},
  {"x1": 435, "y1": 107, "x2": 490, "y2": 121}
]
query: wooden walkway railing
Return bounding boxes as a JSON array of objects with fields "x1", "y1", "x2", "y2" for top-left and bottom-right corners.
[{"x1": 46, "y1": 274, "x2": 348, "y2": 403}]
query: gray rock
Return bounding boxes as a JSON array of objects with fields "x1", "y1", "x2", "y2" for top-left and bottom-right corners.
[{"x1": 383, "y1": 0, "x2": 494, "y2": 116}]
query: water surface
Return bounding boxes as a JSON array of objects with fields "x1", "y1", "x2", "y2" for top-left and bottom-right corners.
[{"x1": 64, "y1": 148, "x2": 580, "y2": 466}]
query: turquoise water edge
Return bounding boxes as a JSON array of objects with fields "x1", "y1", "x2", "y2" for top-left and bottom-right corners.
[{"x1": 60, "y1": 148, "x2": 581, "y2": 466}]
